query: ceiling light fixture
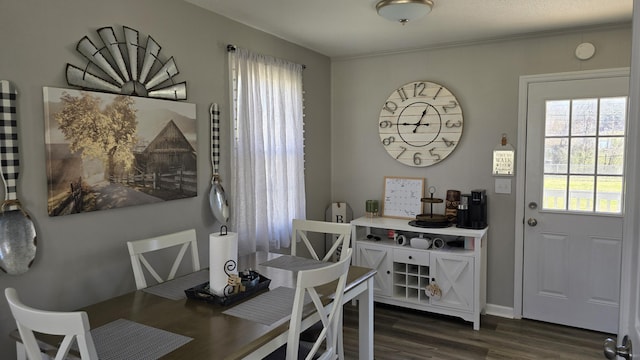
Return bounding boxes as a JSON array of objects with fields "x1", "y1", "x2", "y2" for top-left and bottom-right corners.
[{"x1": 376, "y1": 0, "x2": 434, "y2": 25}]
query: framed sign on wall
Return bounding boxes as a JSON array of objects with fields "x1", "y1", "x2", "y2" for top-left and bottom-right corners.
[
  {"x1": 382, "y1": 176, "x2": 425, "y2": 219},
  {"x1": 492, "y1": 134, "x2": 515, "y2": 176},
  {"x1": 493, "y1": 149, "x2": 515, "y2": 175}
]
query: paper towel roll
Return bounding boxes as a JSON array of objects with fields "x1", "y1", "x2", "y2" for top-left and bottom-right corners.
[
  {"x1": 209, "y1": 231, "x2": 238, "y2": 296},
  {"x1": 396, "y1": 235, "x2": 409, "y2": 246}
]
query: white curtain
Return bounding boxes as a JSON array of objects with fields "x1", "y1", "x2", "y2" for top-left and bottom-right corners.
[{"x1": 229, "y1": 47, "x2": 306, "y2": 255}]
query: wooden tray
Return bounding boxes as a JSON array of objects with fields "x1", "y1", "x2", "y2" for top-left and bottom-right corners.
[
  {"x1": 409, "y1": 219, "x2": 451, "y2": 229},
  {"x1": 185, "y1": 273, "x2": 271, "y2": 306}
]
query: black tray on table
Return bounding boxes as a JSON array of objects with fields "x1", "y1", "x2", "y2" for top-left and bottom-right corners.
[{"x1": 184, "y1": 272, "x2": 271, "y2": 306}]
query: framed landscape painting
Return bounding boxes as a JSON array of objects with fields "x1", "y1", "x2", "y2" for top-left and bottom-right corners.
[{"x1": 43, "y1": 87, "x2": 197, "y2": 216}]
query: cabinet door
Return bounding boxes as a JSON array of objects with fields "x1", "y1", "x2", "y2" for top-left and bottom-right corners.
[
  {"x1": 356, "y1": 243, "x2": 392, "y2": 296},
  {"x1": 431, "y1": 253, "x2": 473, "y2": 312}
]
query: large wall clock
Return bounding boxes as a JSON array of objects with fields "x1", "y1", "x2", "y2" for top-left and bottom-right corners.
[{"x1": 378, "y1": 81, "x2": 463, "y2": 167}]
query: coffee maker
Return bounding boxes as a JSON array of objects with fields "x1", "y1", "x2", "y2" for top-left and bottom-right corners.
[{"x1": 457, "y1": 189, "x2": 487, "y2": 229}]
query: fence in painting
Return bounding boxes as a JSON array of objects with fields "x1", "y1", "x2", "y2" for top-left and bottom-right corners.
[
  {"x1": 543, "y1": 189, "x2": 622, "y2": 213},
  {"x1": 111, "y1": 170, "x2": 197, "y2": 194},
  {"x1": 158, "y1": 170, "x2": 197, "y2": 194}
]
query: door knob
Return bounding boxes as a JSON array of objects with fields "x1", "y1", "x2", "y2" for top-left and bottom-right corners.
[
  {"x1": 527, "y1": 218, "x2": 538, "y2": 227},
  {"x1": 604, "y1": 335, "x2": 632, "y2": 360}
]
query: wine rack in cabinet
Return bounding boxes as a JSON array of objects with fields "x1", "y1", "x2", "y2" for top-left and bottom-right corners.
[
  {"x1": 393, "y1": 261, "x2": 431, "y2": 305},
  {"x1": 352, "y1": 216, "x2": 487, "y2": 330}
]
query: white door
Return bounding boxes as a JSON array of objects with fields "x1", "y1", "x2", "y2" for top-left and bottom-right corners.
[{"x1": 522, "y1": 74, "x2": 629, "y2": 334}]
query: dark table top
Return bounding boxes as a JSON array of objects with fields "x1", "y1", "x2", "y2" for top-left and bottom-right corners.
[{"x1": 73, "y1": 251, "x2": 375, "y2": 359}]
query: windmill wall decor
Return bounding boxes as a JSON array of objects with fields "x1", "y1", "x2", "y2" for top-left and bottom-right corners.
[{"x1": 66, "y1": 26, "x2": 187, "y2": 100}]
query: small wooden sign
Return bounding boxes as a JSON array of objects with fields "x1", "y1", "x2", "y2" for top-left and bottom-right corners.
[
  {"x1": 492, "y1": 149, "x2": 515, "y2": 176},
  {"x1": 382, "y1": 177, "x2": 425, "y2": 219}
]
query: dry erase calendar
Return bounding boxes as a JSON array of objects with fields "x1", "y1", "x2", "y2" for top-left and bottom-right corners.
[{"x1": 382, "y1": 177, "x2": 425, "y2": 219}]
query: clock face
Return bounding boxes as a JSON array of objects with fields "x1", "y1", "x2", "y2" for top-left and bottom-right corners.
[{"x1": 378, "y1": 81, "x2": 463, "y2": 167}]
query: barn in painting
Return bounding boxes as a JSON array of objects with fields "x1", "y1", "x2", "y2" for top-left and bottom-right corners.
[{"x1": 138, "y1": 119, "x2": 196, "y2": 174}]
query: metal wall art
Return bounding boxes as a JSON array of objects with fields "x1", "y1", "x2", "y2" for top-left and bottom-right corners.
[
  {"x1": 66, "y1": 26, "x2": 187, "y2": 100},
  {"x1": 0, "y1": 80, "x2": 37, "y2": 275},
  {"x1": 209, "y1": 104, "x2": 229, "y2": 225}
]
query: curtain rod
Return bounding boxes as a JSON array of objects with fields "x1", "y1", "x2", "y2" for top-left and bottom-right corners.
[{"x1": 227, "y1": 44, "x2": 306, "y2": 69}]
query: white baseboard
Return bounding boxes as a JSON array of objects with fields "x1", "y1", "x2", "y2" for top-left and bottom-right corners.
[{"x1": 485, "y1": 303, "x2": 515, "y2": 319}]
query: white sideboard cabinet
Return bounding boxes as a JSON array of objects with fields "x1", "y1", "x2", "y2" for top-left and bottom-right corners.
[{"x1": 351, "y1": 216, "x2": 487, "y2": 330}]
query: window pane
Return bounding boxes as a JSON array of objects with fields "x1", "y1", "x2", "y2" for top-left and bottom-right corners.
[
  {"x1": 598, "y1": 137, "x2": 625, "y2": 175},
  {"x1": 545, "y1": 100, "x2": 570, "y2": 136},
  {"x1": 569, "y1": 137, "x2": 595, "y2": 174},
  {"x1": 542, "y1": 96, "x2": 626, "y2": 215},
  {"x1": 599, "y1": 97, "x2": 626, "y2": 136},
  {"x1": 571, "y1": 99, "x2": 597, "y2": 136},
  {"x1": 543, "y1": 175, "x2": 567, "y2": 210},
  {"x1": 544, "y1": 138, "x2": 568, "y2": 173},
  {"x1": 596, "y1": 176, "x2": 623, "y2": 213},
  {"x1": 568, "y1": 175, "x2": 594, "y2": 211}
]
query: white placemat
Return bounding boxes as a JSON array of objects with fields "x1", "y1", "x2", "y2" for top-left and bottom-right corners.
[
  {"x1": 260, "y1": 255, "x2": 328, "y2": 272},
  {"x1": 142, "y1": 269, "x2": 209, "y2": 300},
  {"x1": 222, "y1": 286, "x2": 310, "y2": 326},
  {"x1": 89, "y1": 319, "x2": 192, "y2": 360}
]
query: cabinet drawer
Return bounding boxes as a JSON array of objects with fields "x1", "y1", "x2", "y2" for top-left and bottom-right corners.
[{"x1": 393, "y1": 249, "x2": 429, "y2": 265}]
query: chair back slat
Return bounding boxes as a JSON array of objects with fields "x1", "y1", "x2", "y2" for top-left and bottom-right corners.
[
  {"x1": 126, "y1": 229, "x2": 200, "y2": 289},
  {"x1": 291, "y1": 219, "x2": 352, "y2": 262},
  {"x1": 138, "y1": 254, "x2": 165, "y2": 284}
]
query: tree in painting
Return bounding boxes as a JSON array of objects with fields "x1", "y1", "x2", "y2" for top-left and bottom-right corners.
[{"x1": 55, "y1": 92, "x2": 138, "y2": 181}]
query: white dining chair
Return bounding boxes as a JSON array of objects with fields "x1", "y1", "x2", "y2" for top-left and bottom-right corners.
[
  {"x1": 265, "y1": 248, "x2": 352, "y2": 360},
  {"x1": 291, "y1": 219, "x2": 352, "y2": 262},
  {"x1": 292, "y1": 248, "x2": 352, "y2": 360},
  {"x1": 5, "y1": 288, "x2": 98, "y2": 360},
  {"x1": 126, "y1": 228, "x2": 200, "y2": 290}
]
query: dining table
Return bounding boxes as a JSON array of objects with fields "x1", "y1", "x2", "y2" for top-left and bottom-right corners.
[{"x1": 17, "y1": 251, "x2": 376, "y2": 360}]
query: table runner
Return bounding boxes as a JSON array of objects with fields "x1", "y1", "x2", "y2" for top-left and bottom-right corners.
[
  {"x1": 85, "y1": 319, "x2": 192, "y2": 360},
  {"x1": 142, "y1": 269, "x2": 209, "y2": 300},
  {"x1": 222, "y1": 286, "x2": 310, "y2": 326},
  {"x1": 260, "y1": 255, "x2": 328, "y2": 272}
]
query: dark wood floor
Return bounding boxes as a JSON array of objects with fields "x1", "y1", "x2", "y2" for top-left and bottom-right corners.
[{"x1": 342, "y1": 303, "x2": 612, "y2": 360}]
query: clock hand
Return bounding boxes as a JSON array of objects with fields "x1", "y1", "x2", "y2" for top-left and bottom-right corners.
[
  {"x1": 413, "y1": 107, "x2": 429, "y2": 133},
  {"x1": 399, "y1": 106, "x2": 432, "y2": 127},
  {"x1": 399, "y1": 122, "x2": 431, "y2": 126}
]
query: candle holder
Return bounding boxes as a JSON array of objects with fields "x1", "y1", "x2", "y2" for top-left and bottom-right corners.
[{"x1": 365, "y1": 200, "x2": 379, "y2": 218}]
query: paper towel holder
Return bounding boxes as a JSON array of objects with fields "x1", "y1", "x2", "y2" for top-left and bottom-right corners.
[{"x1": 219, "y1": 225, "x2": 228, "y2": 236}]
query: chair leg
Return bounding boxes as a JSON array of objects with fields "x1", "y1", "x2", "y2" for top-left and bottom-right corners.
[
  {"x1": 338, "y1": 314, "x2": 345, "y2": 360},
  {"x1": 15, "y1": 342, "x2": 26, "y2": 360}
]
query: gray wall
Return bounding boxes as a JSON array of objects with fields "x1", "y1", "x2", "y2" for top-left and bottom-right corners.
[
  {"x1": 330, "y1": 26, "x2": 631, "y2": 309},
  {"x1": 0, "y1": 0, "x2": 331, "y2": 356}
]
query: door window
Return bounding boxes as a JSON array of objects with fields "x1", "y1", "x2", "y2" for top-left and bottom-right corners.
[{"x1": 542, "y1": 96, "x2": 626, "y2": 213}]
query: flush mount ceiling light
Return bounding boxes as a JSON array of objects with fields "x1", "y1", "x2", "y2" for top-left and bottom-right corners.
[{"x1": 376, "y1": 0, "x2": 434, "y2": 24}]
